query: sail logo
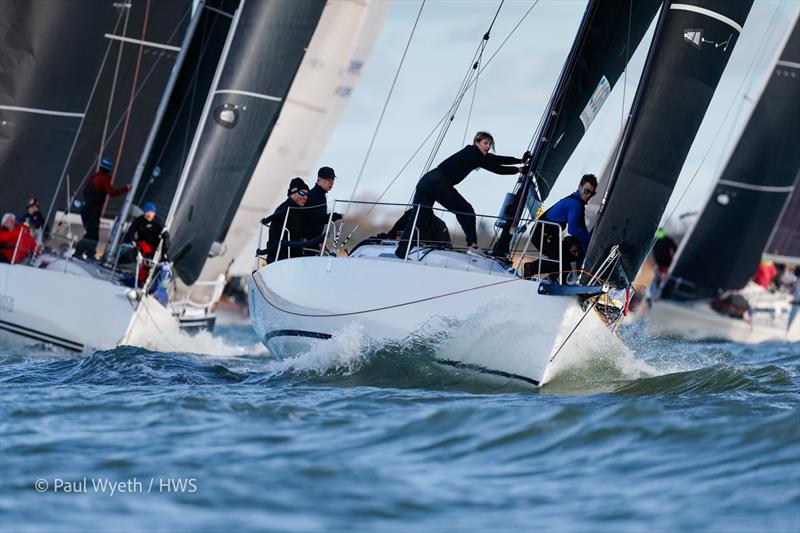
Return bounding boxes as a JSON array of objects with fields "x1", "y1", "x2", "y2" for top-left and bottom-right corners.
[
  {"x1": 684, "y1": 29, "x2": 703, "y2": 48},
  {"x1": 579, "y1": 76, "x2": 610, "y2": 131},
  {"x1": 684, "y1": 29, "x2": 733, "y2": 52}
]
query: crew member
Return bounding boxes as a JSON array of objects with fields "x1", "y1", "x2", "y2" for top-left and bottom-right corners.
[
  {"x1": 258, "y1": 178, "x2": 318, "y2": 263},
  {"x1": 395, "y1": 131, "x2": 527, "y2": 259},
  {"x1": 76, "y1": 158, "x2": 131, "y2": 259},
  {"x1": 18, "y1": 198, "x2": 44, "y2": 230},
  {"x1": 0, "y1": 213, "x2": 37, "y2": 264},
  {"x1": 533, "y1": 174, "x2": 596, "y2": 260},
  {"x1": 303, "y1": 166, "x2": 343, "y2": 251}
]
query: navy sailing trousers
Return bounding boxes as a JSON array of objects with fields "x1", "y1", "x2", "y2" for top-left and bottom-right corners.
[{"x1": 395, "y1": 169, "x2": 476, "y2": 258}]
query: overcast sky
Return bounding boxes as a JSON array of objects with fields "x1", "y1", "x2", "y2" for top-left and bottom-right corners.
[{"x1": 318, "y1": 0, "x2": 798, "y2": 230}]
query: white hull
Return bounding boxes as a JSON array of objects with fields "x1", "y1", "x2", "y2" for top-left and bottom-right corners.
[
  {"x1": 0, "y1": 261, "x2": 178, "y2": 353},
  {"x1": 647, "y1": 299, "x2": 800, "y2": 343},
  {"x1": 248, "y1": 247, "x2": 612, "y2": 386}
]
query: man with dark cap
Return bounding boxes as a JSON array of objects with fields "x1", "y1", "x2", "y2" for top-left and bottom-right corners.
[
  {"x1": 302, "y1": 166, "x2": 343, "y2": 250},
  {"x1": 76, "y1": 157, "x2": 130, "y2": 258},
  {"x1": 258, "y1": 178, "x2": 321, "y2": 263},
  {"x1": 124, "y1": 203, "x2": 164, "y2": 255}
]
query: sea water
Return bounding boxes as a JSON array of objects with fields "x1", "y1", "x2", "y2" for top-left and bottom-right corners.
[{"x1": 1, "y1": 322, "x2": 798, "y2": 532}]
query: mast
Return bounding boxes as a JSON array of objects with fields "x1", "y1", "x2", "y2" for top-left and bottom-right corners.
[
  {"x1": 105, "y1": 1, "x2": 207, "y2": 261},
  {"x1": 583, "y1": 0, "x2": 754, "y2": 288},
  {"x1": 662, "y1": 13, "x2": 800, "y2": 298}
]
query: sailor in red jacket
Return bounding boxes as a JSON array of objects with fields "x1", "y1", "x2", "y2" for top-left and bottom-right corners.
[
  {"x1": 76, "y1": 157, "x2": 130, "y2": 259},
  {"x1": 0, "y1": 213, "x2": 38, "y2": 264}
]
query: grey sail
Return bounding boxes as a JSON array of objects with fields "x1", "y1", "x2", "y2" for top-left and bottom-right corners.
[
  {"x1": 492, "y1": 0, "x2": 661, "y2": 255},
  {"x1": 765, "y1": 173, "x2": 800, "y2": 266},
  {"x1": 583, "y1": 0, "x2": 753, "y2": 288},
  {"x1": 132, "y1": 0, "x2": 240, "y2": 219},
  {"x1": 663, "y1": 18, "x2": 800, "y2": 298},
  {"x1": 165, "y1": 0, "x2": 326, "y2": 285},
  {"x1": 0, "y1": 1, "x2": 116, "y2": 218},
  {"x1": 64, "y1": 0, "x2": 193, "y2": 221}
]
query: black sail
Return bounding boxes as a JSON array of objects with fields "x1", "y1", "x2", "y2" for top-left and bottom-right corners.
[
  {"x1": 583, "y1": 0, "x2": 753, "y2": 288},
  {"x1": 132, "y1": 0, "x2": 240, "y2": 218},
  {"x1": 0, "y1": 1, "x2": 116, "y2": 217},
  {"x1": 65, "y1": 0, "x2": 193, "y2": 220},
  {"x1": 526, "y1": 0, "x2": 662, "y2": 203},
  {"x1": 165, "y1": 0, "x2": 326, "y2": 285},
  {"x1": 493, "y1": 0, "x2": 661, "y2": 255},
  {"x1": 664, "y1": 18, "x2": 800, "y2": 297},
  {"x1": 765, "y1": 173, "x2": 800, "y2": 266}
]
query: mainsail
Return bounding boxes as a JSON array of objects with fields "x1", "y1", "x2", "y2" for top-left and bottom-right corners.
[
  {"x1": 131, "y1": 0, "x2": 240, "y2": 219},
  {"x1": 583, "y1": 0, "x2": 754, "y2": 288},
  {"x1": 493, "y1": 0, "x2": 661, "y2": 255},
  {"x1": 0, "y1": 1, "x2": 116, "y2": 217},
  {"x1": 663, "y1": 16, "x2": 800, "y2": 297},
  {"x1": 765, "y1": 173, "x2": 800, "y2": 266},
  {"x1": 163, "y1": 0, "x2": 326, "y2": 285},
  {"x1": 65, "y1": 0, "x2": 193, "y2": 221}
]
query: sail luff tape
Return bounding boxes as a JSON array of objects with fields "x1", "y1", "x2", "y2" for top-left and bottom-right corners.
[
  {"x1": 669, "y1": 4, "x2": 743, "y2": 34},
  {"x1": 104, "y1": 33, "x2": 181, "y2": 52}
]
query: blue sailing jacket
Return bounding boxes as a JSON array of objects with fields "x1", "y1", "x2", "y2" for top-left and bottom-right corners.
[{"x1": 540, "y1": 190, "x2": 592, "y2": 253}]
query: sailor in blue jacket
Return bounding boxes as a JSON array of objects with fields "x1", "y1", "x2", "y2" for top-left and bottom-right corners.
[
  {"x1": 535, "y1": 174, "x2": 597, "y2": 259},
  {"x1": 395, "y1": 131, "x2": 527, "y2": 259}
]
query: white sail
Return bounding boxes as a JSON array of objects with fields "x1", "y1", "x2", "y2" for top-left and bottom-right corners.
[{"x1": 192, "y1": 0, "x2": 390, "y2": 284}]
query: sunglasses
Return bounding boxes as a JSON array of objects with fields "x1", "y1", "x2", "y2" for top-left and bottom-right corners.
[
  {"x1": 298, "y1": 190, "x2": 308, "y2": 197},
  {"x1": 582, "y1": 187, "x2": 596, "y2": 196}
]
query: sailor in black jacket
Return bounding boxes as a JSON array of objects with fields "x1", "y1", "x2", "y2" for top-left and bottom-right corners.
[
  {"x1": 259, "y1": 178, "x2": 314, "y2": 263},
  {"x1": 395, "y1": 131, "x2": 527, "y2": 259},
  {"x1": 302, "y1": 166, "x2": 343, "y2": 249}
]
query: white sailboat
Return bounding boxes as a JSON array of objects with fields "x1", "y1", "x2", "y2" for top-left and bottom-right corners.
[
  {"x1": 0, "y1": 0, "x2": 328, "y2": 351},
  {"x1": 249, "y1": 0, "x2": 755, "y2": 385},
  {"x1": 648, "y1": 13, "x2": 800, "y2": 344}
]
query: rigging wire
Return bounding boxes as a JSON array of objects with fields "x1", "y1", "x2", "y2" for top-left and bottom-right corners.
[
  {"x1": 342, "y1": 0, "x2": 426, "y2": 216},
  {"x1": 98, "y1": 4, "x2": 132, "y2": 174},
  {"x1": 334, "y1": 0, "x2": 538, "y2": 250}
]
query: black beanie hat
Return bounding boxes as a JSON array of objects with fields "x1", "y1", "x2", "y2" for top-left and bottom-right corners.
[{"x1": 287, "y1": 177, "x2": 309, "y2": 196}]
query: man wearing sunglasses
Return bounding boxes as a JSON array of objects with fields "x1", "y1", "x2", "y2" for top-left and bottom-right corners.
[
  {"x1": 258, "y1": 177, "x2": 320, "y2": 263},
  {"x1": 533, "y1": 173, "x2": 597, "y2": 262}
]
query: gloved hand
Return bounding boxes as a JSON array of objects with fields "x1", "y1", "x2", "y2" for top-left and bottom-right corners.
[
  {"x1": 260, "y1": 217, "x2": 270, "y2": 225},
  {"x1": 521, "y1": 150, "x2": 532, "y2": 164},
  {"x1": 331, "y1": 212, "x2": 343, "y2": 222}
]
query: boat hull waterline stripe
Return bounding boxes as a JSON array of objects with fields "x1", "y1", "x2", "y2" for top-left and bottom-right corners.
[
  {"x1": 264, "y1": 329, "x2": 333, "y2": 341},
  {"x1": 104, "y1": 33, "x2": 182, "y2": 52},
  {"x1": 0, "y1": 105, "x2": 84, "y2": 118},
  {"x1": 437, "y1": 360, "x2": 541, "y2": 386},
  {"x1": 718, "y1": 179, "x2": 795, "y2": 193},
  {"x1": 0, "y1": 320, "x2": 83, "y2": 352},
  {"x1": 215, "y1": 89, "x2": 283, "y2": 102},
  {"x1": 669, "y1": 4, "x2": 743, "y2": 33}
]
